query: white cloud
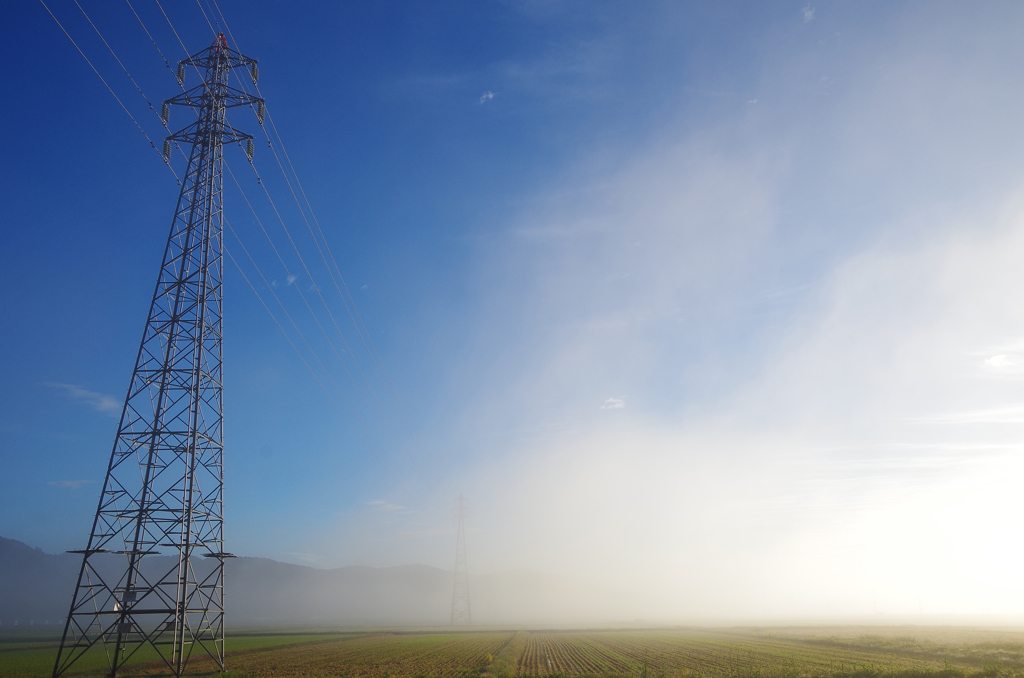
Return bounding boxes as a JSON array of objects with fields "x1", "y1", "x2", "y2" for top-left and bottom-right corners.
[
  {"x1": 43, "y1": 382, "x2": 119, "y2": 415},
  {"x1": 802, "y1": 5, "x2": 815, "y2": 23},
  {"x1": 48, "y1": 480, "x2": 92, "y2": 489},
  {"x1": 599, "y1": 397, "x2": 624, "y2": 410},
  {"x1": 980, "y1": 351, "x2": 1024, "y2": 375},
  {"x1": 479, "y1": 90, "x2": 495, "y2": 104},
  {"x1": 914, "y1": 404, "x2": 1024, "y2": 425},
  {"x1": 984, "y1": 353, "x2": 1011, "y2": 368},
  {"x1": 286, "y1": 274, "x2": 297, "y2": 286}
]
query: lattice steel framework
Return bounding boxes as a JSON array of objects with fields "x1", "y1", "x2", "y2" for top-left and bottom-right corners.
[
  {"x1": 53, "y1": 34, "x2": 262, "y2": 678},
  {"x1": 451, "y1": 495, "x2": 472, "y2": 625}
]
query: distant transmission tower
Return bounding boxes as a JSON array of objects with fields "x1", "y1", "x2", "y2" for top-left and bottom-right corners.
[
  {"x1": 451, "y1": 494, "x2": 472, "y2": 625},
  {"x1": 52, "y1": 35, "x2": 262, "y2": 678}
]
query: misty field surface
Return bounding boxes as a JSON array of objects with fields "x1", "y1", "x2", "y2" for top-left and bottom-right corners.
[{"x1": 6, "y1": 626, "x2": 1024, "y2": 678}]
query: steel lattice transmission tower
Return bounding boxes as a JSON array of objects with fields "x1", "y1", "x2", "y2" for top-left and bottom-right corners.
[
  {"x1": 451, "y1": 495, "x2": 472, "y2": 625},
  {"x1": 52, "y1": 34, "x2": 262, "y2": 678}
]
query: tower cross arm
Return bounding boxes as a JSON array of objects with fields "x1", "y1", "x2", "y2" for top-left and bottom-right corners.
[
  {"x1": 167, "y1": 121, "x2": 253, "y2": 147},
  {"x1": 163, "y1": 84, "x2": 263, "y2": 111}
]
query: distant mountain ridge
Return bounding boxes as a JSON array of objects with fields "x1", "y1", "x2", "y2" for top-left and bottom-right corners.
[
  {"x1": 0, "y1": 536, "x2": 452, "y2": 626},
  {"x1": 0, "y1": 537, "x2": 82, "y2": 625},
  {"x1": 0, "y1": 536, "x2": 598, "y2": 626}
]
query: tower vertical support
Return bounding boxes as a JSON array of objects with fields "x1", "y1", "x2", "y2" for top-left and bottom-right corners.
[
  {"x1": 451, "y1": 494, "x2": 472, "y2": 625},
  {"x1": 52, "y1": 34, "x2": 262, "y2": 678}
]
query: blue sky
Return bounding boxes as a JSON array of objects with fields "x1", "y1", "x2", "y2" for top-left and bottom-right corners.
[{"x1": 6, "y1": 0, "x2": 1024, "y2": 620}]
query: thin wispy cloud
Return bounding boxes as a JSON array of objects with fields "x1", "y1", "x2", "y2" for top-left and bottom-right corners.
[
  {"x1": 365, "y1": 500, "x2": 405, "y2": 511},
  {"x1": 48, "y1": 480, "x2": 92, "y2": 489},
  {"x1": 802, "y1": 5, "x2": 815, "y2": 23},
  {"x1": 43, "y1": 382, "x2": 119, "y2": 415},
  {"x1": 285, "y1": 552, "x2": 327, "y2": 566},
  {"x1": 914, "y1": 405, "x2": 1024, "y2": 425},
  {"x1": 599, "y1": 398, "x2": 624, "y2": 410},
  {"x1": 479, "y1": 90, "x2": 495, "y2": 104}
]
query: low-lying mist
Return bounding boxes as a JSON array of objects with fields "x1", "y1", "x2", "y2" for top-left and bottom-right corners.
[{"x1": 304, "y1": 2, "x2": 1024, "y2": 624}]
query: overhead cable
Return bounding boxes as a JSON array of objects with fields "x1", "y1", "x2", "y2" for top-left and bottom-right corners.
[{"x1": 38, "y1": 0, "x2": 179, "y2": 181}]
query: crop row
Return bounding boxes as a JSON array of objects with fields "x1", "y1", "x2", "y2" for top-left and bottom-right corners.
[{"x1": 508, "y1": 630, "x2": 977, "y2": 677}]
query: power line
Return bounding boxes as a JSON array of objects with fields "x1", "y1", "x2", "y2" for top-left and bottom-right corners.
[
  {"x1": 114, "y1": 0, "x2": 196, "y2": 168},
  {"x1": 209, "y1": 0, "x2": 431, "y2": 485},
  {"x1": 124, "y1": 0, "x2": 172, "y2": 70},
  {"x1": 224, "y1": 161, "x2": 407, "y2": 479},
  {"x1": 73, "y1": 0, "x2": 161, "y2": 128},
  {"x1": 206, "y1": 4, "x2": 399, "y2": 398},
  {"x1": 133, "y1": 0, "x2": 417, "y2": 481},
  {"x1": 74, "y1": 0, "x2": 411, "y2": 481},
  {"x1": 204, "y1": 44, "x2": 422, "y2": 479},
  {"x1": 37, "y1": 0, "x2": 177, "y2": 180},
  {"x1": 131, "y1": 0, "x2": 433, "y2": 488},
  {"x1": 41, "y1": 2, "x2": 372, "y2": 472},
  {"x1": 72, "y1": 0, "x2": 200, "y2": 175},
  {"x1": 224, "y1": 221, "x2": 400, "y2": 482},
  {"x1": 263, "y1": 105, "x2": 429, "y2": 479},
  {"x1": 253, "y1": 128, "x2": 424, "y2": 474},
  {"x1": 243, "y1": 161, "x2": 419, "y2": 474},
  {"x1": 152, "y1": 0, "x2": 192, "y2": 60},
  {"x1": 193, "y1": 0, "x2": 218, "y2": 36}
]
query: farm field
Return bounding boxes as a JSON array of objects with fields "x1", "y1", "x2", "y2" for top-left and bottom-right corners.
[
  {"x1": 0, "y1": 630, "x2": 370, "y2": 678},
  {"x1": 5, "y1": 626, "x2": 1024, "y2": 678}
]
